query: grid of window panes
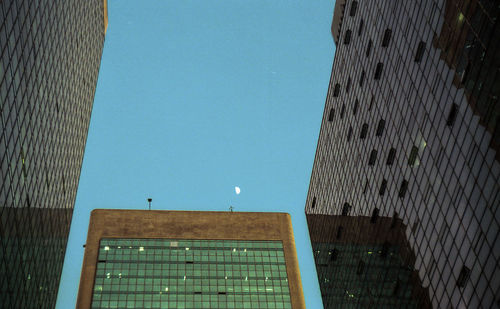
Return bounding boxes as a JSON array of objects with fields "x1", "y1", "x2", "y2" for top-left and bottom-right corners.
[
  {"x1": 305, "y1": 0, "x2": 499, "y2": 308},
  {"x1": 0, "y1": 0, "x2": 105, "y2": 307},
  {"x1": 92, "y1": 239, "x2": 291, "y2": 309},
  {"x1": 312, "y1": 242, "x2": 420, "y2": 308}
]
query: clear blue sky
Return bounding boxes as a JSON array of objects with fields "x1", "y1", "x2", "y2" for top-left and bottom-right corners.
[{"x1": 56, "y1": 1, "x2": 335, "y2": 308}]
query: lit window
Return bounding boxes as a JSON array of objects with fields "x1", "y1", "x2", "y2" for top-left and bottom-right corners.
[
  {"x1": 104, "y1": 246, "x2": 110, "y2": 251},
  {"x1": 139, "y1": 246, "x2": 144, "y2": 252},
  {"x1": 415, "y1": 41, "x2": 426, "y2": 62},
  {"x1": 374, "y1": 62, "x2": 383, "y2": 80},
  {"x1": 344, "y1": 30, "x2": 352, "y2": 45},
  {"x1": 408, "y1": 146, "x2": 419, "y2": 166},
  {"x1": 381, "y1": 29, "x2": 392, "y2": 47},
  {"x1": 328, "y1": 108, "x2": 335, "y2": 122}
]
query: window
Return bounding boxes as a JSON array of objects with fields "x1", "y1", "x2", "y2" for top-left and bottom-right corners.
[
  {"x1": 381, "y1": 29, "x2": 392, "y2": 47},
  {"x1": 356, "y1": 260, "x2": 365, "y2": 275},
  {"x1": 362, "y1": 179, "x2": 369, "y2": 194},
  {"x1": 399, "y1": 180, "x2": 408, "y2": 198},
  {"x1": 370, "y1": 207, "x2": 379, "y2": 223},
  {"x1": 359, "y1": 70, "x2": 365, "y2": 87},
  {"x1": 328, "y1": 108, "x2": 335, "y2": 122},
  {"x1": 312, "y1": 197, "x2": 316, "y2": 209},
  {"x1": 329, "y1": 249, "x2": 338, "y2": 261},
  {"x1": 353, "y1": 99, "x2": 358, "y2": 115},
  {"x1": 391, "y1": 212, "x2": 398, "y2": 229},
  {"x1": 336, "y1": 226, "x2": 343, "y2": 239},
  {"x1": 342, "y1": 203, "x2": 352, "y2": 216},
  {"x1": 346, "y1": 77, "x2": 352, "y2": 92},
  {"x1": 379, "y1": 179, "x2": 387, "y2": 195},
  {"x1": 415, "y1": 41, "x2": 426, "y2": 62},
  {"x1": 347, "y1": 126, "x2": 353, "y2": 141},
  {"x1": 360, "y1": 123, "x2": 368, "y2": 139},
  {"x1": 358, "y1": 19, "x2": 364, "y2": 36},
  {"x1": 344, "y1": 30, "x2": 352, "y2": 45},
  {"x1": 394, "y1": 279, "x2": 401, "y2": 296},
  {"x1": 380, "y1": 241, "x2": 390, "y2": 258},
  {"x1": 368, "y1": 95, "x2": 374, "y2": 111},
  {"x1": 333, "y1": 83, "x2": 340, "y2": 97},
  {"x1": 374, "y1": 62, "x2": 383, "y2": 80},
  {"x1": 340, "y1": 104, "x2": 345, "y2": 119},
  {"x1": 366, "y1": 40, "x2": 372, "y2": 57},
  {"x1": 350, "y1": 1, "x2": 358, "y2": 16},
  {"x1": 368, "y1": 149, "x2": 377, "y2": 165},
  {"x1": 376, "y1": 119, "x2": 385, "y2": 136},
  {"x1": 408, "y1": 146, "x2": 418, "y2": 166},
  {"x1": 457, "y1": 265, "x2": 471, "y2": 287},
  {"x1": 412, "y1": 218, "x2": 419, "y2": 234},
  {"x1": 386, "y1": 148, "x2": 396, "y2": 165},
  {"x1": 446, "y1": 104, "x2": 458, "y2": 127}
]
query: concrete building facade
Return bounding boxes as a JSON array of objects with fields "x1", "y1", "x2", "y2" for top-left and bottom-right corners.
[
  {"x1": 306, "y1": 0, "x2": 499, "y2": 308},
  {"x1": 77, "y1": 209, "x2": 305, "y2": 309},
  {"x1": 0, "y1": 1, "x2": 107, "y2": 307}
]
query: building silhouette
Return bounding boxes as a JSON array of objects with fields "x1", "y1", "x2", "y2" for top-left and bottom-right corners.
[
  {"x1": 306, "y1": 0, "x2": 499, "y2": 308},
  {"x1": 77, "y1": 209, "x2": 305, "y2": 308},
  {"x1": 0, "y1": 1, "x2": 107, "y2": 307}
]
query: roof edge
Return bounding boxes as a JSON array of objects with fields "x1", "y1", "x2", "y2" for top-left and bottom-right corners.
[{"x1": 331, "y1": 0, "x2": 347, "y2": 45}]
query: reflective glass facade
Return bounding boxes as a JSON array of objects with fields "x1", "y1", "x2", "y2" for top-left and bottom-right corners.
[
  {"x1": 306, "y1": 0, "x2": 499, "y2": 308},
  {"x1": 92, "y1": 239, "x2": 291, "y2": 309},
  {"x1": 0, "y1": 0, "x2": 106, "y2": 307}
]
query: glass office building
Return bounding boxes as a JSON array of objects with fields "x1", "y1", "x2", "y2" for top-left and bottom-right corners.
[
  {"x1": 77, "y1": 210, "x2": 305, "y2": 308},
  {"x1": 0, "y1": 0, "x2": 107, "y2": 307},
  {"x1": 306, "y1": 0, "x2": 499, "y2": 308}
]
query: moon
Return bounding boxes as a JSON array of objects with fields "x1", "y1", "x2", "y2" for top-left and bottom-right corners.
[{"x1": 235, "y1": 187, "x2": 241, "y2": 195}]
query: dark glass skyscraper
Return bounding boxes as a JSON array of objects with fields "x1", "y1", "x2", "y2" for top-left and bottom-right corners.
[
  {"x1": 0, "y1": 1, "x2": 107, "y2": 307},
  {"x1": 306, "y1": 0, "x2": 499, "y2": 308}
]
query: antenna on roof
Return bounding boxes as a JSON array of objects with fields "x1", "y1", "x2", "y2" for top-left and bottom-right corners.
[
  {"x1": 229, "y1": 205, "x2": 234, "y2": 212},
  {"x1": 147, "y1": 198, "x2": 152, "y2": 210}
]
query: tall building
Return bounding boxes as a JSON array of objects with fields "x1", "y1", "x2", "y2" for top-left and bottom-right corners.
[
  {"x1": 306, "y1": 0, "x2": 499, "y2": 308},
  {"x1": 77, "y1": 209, "x2": 305, "y2": 309},
  {"x1": 0, "y1": 1, "x2": 107, "y2": 307}
]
